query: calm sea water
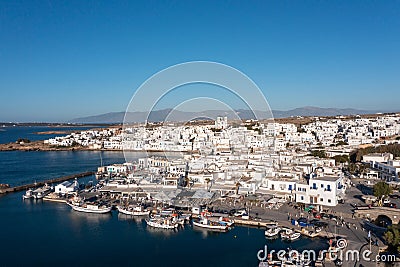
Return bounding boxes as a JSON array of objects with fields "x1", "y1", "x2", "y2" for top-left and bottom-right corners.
[
  {"x1": 0, "y1": 151, "x2": 125, "y2": 186},
  {"x1": 0, "y1": 126, "x2": 100, "y2": 144},
  {"x1": 0, "y1": 128, "x2": 329, "y2": 267}
]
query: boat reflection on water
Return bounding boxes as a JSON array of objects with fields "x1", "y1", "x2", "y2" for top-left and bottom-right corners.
[
  {"x1": 191, "y1": 224, "x2": 228, "y2": 239},
  {"x1": 68, "y1": 208, "x2": 112, "y2": 224},
  {"x1": 145, "y1": 223, "x2": 183, "y2": 237},
  {"x1": 117, "y1": 212, "x2": 146, "y2": 224}
]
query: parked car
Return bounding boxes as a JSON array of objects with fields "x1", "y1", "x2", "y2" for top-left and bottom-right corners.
[
  {"x1": 321, "y1": 213, "x2": 330, "y2": 220},
  {"x1": 314, "y1": 221, "x2": 328, "y2": 227},
  {"x1": 390, "y1": 194, "x2": 400, "y2": 199},
  {"x1": 233, "y1": 209, "x2": 247, "y2": 217},
  {"x1": 297, "y1": 217, "x2": 308, "y2": 223},
  {"x1": 297, "y1": 217, "x2": 309, "y2": 227},
  {"x1": 228, "y1": 209, "x2": 237, "y2": 216},
  {"x1": 309, "y1": 219, "x2": 319, "y2": 226},
  {"x1": 384, "y1": 203, "x2": 397, "y2": 208},
  {"x1": 329, "y1": 214, "x2": 338, "y2": 221},
  {"x1": 313, "y1": 213, "x2": 321, "y2": 219}
]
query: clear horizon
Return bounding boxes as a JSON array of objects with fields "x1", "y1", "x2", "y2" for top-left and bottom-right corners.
[{"x1": 1, "y1": 1, "x2": 399, "y2": 122}]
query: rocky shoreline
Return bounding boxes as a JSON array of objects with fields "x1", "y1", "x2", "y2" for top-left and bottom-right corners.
[
  {"x1": 0, "y1": 141, "x2": 92, "y2": 151},
  {"x1": 0, "y1": 141, "x2": 191, "y2": 152}
]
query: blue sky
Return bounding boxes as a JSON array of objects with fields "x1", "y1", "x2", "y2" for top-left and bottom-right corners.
[{"x1": 0, "y1": 1, "x2": 399, "y2": 122}]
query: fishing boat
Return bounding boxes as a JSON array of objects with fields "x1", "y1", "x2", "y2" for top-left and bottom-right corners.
[
  {"x1": 280, "y1": 229, "x2": 301, "y2": 241},
  {"x1": 68, "y1": 200, "x2": 112, "y2": 214},
  {"x1": 279, "y1": 249, "x2": 313, "y2": 267},
  {"x1": 33, "y1": 184, "x2": 52, "y2": 199},
  {"x1": 259, "y1": 260, "x2": 282, "y2": 267},
  {"x1": 146, "y1": 218, "x2": 178, "y2": 229},
  {"x1": 22, "y1": 189, "x2": 34, "y2": 200},
  {"x1": 117, "y1": 205, "x2": 150, "y2": 216},
  {"x1": 265, "y1": 226, "x2": 281, "y2": 238},
  {"x1": 281, "y1": 259, "x2": 312, "y2": 267},
  {"x1": 192, "y1": 217, "x2": 229, "y2": 231}
]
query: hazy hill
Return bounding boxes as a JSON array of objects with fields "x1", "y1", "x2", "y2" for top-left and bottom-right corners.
[{"x1": 69, "y1": 106, "x2": 381, "y2": 124}]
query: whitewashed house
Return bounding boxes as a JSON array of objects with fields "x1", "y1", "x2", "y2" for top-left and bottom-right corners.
[
  {"x1": 55, "y1": 180, "x2": 79, "y2": 195},
  {"x1": 295, "y1": 176, "x2": 345, "y2": 207}
]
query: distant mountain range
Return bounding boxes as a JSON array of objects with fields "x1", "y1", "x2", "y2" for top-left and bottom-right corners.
[{"x1": 69, "y1": 106, "x2": 390, "y2": 124}]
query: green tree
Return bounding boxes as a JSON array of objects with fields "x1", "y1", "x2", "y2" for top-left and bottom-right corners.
[
  {"x1": 333, "y1": 155, "x2": 349, "y2": 164},
  {"x1": 310, "y1": 150, "x2": 326, "y2": 158},
  {"x1": 373, "y1": 181, "x2": 392, "y2": 206},
  {"x1": 350, "y1": 144, "x2": 400, "y2": 163},
  {"x1": 385, "y1": 225, "x2": 400, "y2": 252}
]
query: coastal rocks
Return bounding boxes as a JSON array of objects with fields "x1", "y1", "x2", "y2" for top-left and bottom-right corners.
[{"x1": 0, "y1": 141, "x2": 87, "y2": 151}]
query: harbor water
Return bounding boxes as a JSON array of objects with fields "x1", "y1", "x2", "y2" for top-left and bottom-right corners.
[{"x1": 0, "y1": 126, "x2": 101, "y2": 144}]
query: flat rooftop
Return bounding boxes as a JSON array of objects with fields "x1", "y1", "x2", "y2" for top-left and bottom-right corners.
[{"x1": 313, "y1": 176, "x2": 340, "y2": 181}]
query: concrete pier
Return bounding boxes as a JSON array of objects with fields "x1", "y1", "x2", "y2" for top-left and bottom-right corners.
[{"x1": 0, "y1": 171, "x2": 95, "y2": 194}]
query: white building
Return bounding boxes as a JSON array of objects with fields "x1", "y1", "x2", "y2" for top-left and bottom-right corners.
[
  {"x1": 295, "y1": 176, "x2": 345, "y2": 207},
  {"x1": 215, "y1": 116, "x2": 228, "y2": 129},
  {"x1": 55, "y1": 180, "x2": 79, "y2": 195}
]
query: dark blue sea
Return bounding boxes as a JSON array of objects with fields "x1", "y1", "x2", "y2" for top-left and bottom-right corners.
[
  {"x1": 0, "y1": 125, "x2": 100, "y2": 144},
  {"x1": 0, "y1": 128, "x2": 329, "y2": 267}
]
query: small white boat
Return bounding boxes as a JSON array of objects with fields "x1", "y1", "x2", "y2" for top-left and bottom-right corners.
[
  {"x1": 34, "y1": 191, "x2": 44, "y2": 199},
  {"x1": 281, "y1": 229, "x2": 301, "y2": 241},
  {"x1": 265, "y1": 226, "x2": 281, "y2": 238},
  {"x1": 281, "y1": 259, "x2": 311, "y2": 267},
  {"x1": 259, "y1": 260, "x2": 282, "y2": 267},
  {"x1": 117, "y1": 205, "x2": 150, "y2": 216},
  {"x1": 32, "y1": 184, "x2": 52, "y2": 199},
  {"x1": 146, "y1": 218, "x2": 178, "y2": 229},
  {"x1": 234, "y1": 209, "x2": 247, "y2": 217},
  {"x1": 68, "y1": 202, "x2": 112, "y2": 214},
  {"x1": 22, "y1": 189, "x2": 34, "y2": 200},
  {"x1": 192, "y1": 217, "x2": 229, "y2": 231}
]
